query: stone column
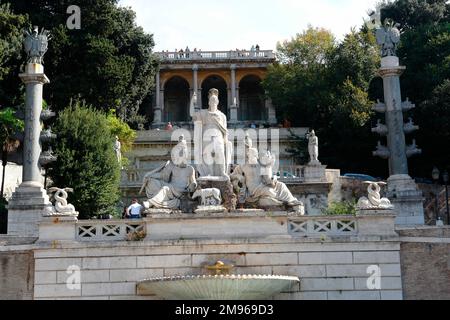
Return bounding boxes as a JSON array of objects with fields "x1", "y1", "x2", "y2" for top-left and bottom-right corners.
[
  {"x1": 376, "y1": 56, "x2": 425, "y2": 226},
  {"x1": 265, "y1": 96, "x2": 277, "y2": 125},
  {"x1": 229, "y1": 64, "x2": 238, "y2": 122},
  {"x1": 8, "y1": 63, "x2": 52, "y2": 237},
  {"x1": 192, "y1": 64, "x2": 199, "y2": 98},
  {"x1": 160, "y1": 87, "x2": 165, "y2": 123},
  {"x1": 21, "y1": 64, "x2": 49, "y2": 183},
  {"x1": 379, "y1": 57, "x2": 408, "y2": 176},
  {"x1": 153, "y1": 71, "x2": 162, "y2": 125}
]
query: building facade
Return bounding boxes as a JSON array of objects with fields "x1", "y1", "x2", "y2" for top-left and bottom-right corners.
[{"x1": 152, "y1": 49, "x2": 277, "y2": 127}]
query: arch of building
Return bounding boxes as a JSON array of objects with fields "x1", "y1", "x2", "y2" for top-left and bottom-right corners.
[
  {"x1": 201, "y1": 75, "x2": 229, "y2": 116},
  {"x1": 163, "y1": 76, "x2": 191, "y2": 122},
  {"x1": 238, "y1": 74, "x2": 266, "y2": 121}
]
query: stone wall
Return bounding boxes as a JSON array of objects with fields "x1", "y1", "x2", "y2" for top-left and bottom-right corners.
[
  {"x1": 398, "y1": 227, "x2": 450, "y2": 300},
  {"x1": 31, "y1": 238, "x2": 402, "y2": 300},
  {"x1": 0, "y1": 249, "x2": 34, "y2": 300}
]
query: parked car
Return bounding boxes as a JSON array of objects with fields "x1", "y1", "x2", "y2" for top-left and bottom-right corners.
[{"x1": 343, "y1": 173, "x2": 378, "y2": 182}]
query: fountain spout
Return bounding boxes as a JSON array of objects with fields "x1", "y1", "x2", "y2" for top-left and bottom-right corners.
[{"x1": 205, "y1": 260, "x2": 234, "y2": 275}]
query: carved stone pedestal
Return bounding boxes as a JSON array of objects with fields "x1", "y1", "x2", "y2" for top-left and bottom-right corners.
[
  {"x1": 304, "y1": 165, "x2": 327, "y2": 183},
  {"x1": 197, "y1": 176, "x2": 237, "y2": 211},
  {"x1": 387, "y1": 174, "x2": 425, "y2": 225},
  {"x1": 7, "y1": 182, "x2": 52, "y2": 237}
]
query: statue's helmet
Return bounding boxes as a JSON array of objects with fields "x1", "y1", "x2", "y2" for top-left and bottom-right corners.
[
  {"x1": 208, "y1": 88, "x2": 219, "y2": 99},
  {"x1": 32, "y1": 26, "x2": 39, "y2": 35}
]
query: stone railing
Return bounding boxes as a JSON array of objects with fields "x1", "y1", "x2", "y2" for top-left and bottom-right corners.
[
  {"x1": 277, "y1": 166, "x2": 306, "y2": 182},
  {"x1": 158, "y1": 50, "x2": 275, "y2": 62},
  {"x1": 76, "y1": 220, "x2": 146, "y2": 242},
  {"x1": 288, "y1": 216, "x2": 358, "y2": 237},
  {"x1": 37, "y1": 209, "x2": 397, "y2": 243},
  {"x1": 120, "y1": 166, "x2": 307, "y2": 187}
]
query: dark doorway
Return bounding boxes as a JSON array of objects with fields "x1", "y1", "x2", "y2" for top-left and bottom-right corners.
[
  {"x1": 164, "y1": 76, "x2": 190, "y2": 123},
  {"x1": 239, "y1": 75, "x2": 266, "y2": 121},
  {"x1": 201, "y1": 75, "x2": 228, "y2": 117}
]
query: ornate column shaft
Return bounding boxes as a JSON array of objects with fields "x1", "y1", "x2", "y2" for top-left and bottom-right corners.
[
  {"x1": 153, "y1": 71, "x2": 162, "y2": 124},
  {"x1": 379, "y1": 59, "x2": 408, "y2": 176},
  {"x1": 20, "y1": 63, "x2": 50, "y2": 184},
  {"x1": 230, "y1": 64, "x2": 238, "y2": 122}
]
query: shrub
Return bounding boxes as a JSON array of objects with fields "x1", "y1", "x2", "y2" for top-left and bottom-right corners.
[
  {"x1": 48, "y1": 102, "x2": 121, "y2": 219},
  {"x1": 322, "y1": 201, "x2": 357, "y2": 216}
]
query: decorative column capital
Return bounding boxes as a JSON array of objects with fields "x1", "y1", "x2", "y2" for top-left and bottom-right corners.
[
  {"x1": 378, "y1": 66, "x2": 405, "y2": 78},
  {"x1": 192, "y1": 64, "x2": 199, "y2": 71},
  {"x1": 19, "y1": 64, "x2": 50, "y2": 84},
  {"x1": 230, "y1": 64, "x2": 237, "y2": 71}
]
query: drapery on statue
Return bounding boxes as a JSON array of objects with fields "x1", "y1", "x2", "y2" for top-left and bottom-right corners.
[
  {"x1": 139, "y1": 135, "x2": 197, "y2": 210},
  {"x1": 307, "y1": 130, "x2": 321, "y2": 166},
  {"x1": 376, "y1": 19, "x2": 401, "y2": 57},
  {"x1": 190, "y1": 89, "x2": 232, "y2": 178},
  {"x1": 24, "y1": 26, "x2": 50, "y2": 64},
  {"x1": 231, "y1": 144, "x2": 305, "y2": 214}
]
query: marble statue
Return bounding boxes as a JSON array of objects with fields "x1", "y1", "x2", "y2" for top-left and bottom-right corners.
[
  {"x1": 139, "y1": 135, "x2": 197, "y2": 210},
  {"x1": 24, "y1": 26, "x2": 50, "y2": 64},
  {"x1": 192, "y1": 188, "x2": 222, "y2": 206},
  {"x1": 231, "y1": 146, "x2": 305, "y2": 214},
  {"x1": 376, "y1": 19, "x2": 401, "y2": 57},
  {"x1": 190, "y1": 89, "x2": 232, "y2": 177},
  {"x1": 44, "y1": 188, "x2": 78, "y2": 217},
  {"x1": 307, "y1": 130, "x2": 321, "y2": 166},
  {"x1": 114, "y1": 136, "x2": 122, "y2": 164},
  {"x1": 357, "y1": 182, "x2": 393, "y2": 210}
]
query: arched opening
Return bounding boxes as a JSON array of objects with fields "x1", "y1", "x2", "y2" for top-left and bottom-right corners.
[
  {"x1": 239, "y1": 75, "x2": 266, "y2": 121},
  {"x1": 201, "y1": 75, "x2": 228, "y2": 116},
  {"x1": 164, "y1": 76, "x2": 190, "y2": 123}
]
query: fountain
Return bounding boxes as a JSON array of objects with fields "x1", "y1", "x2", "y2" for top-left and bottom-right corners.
[
  {"x1": 137, "y1": 261, "x2": 300, "y2": 300},
  {"x1": 137, "y1": 89, "x2": 303, "y2": 299}
]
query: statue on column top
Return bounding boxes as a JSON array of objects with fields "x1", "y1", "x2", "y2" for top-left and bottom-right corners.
[
  {"x1": 376, "y1": 19, "x2": 401, "y2": 57},
  {"x1": 24, "y1": 26, "x2": 50, "y2": 64}
]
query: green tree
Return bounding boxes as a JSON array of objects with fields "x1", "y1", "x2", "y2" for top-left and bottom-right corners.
[
  {"x1": 0, "y1": 107, "x2": 23, "y2": 233},
  {"x1": 48, "y1": 102, "x2": 121, "y2": 219},
  {"x1": 6, "y1": 0, "x2": 158, "y2": 126},
  {"x1": 0, "y1": 107, "x2": 23, "y2": 196},
  {"x1": 0, "y1": 2, "x2": 29, "y2": 107},
  {"x1": 263, "y1": 26, "x2": 336, "y2": 127},
  {"x1": 264, "y1": 26, "x2": 383, "y2": 175},
  {"x1": 381, "y1": 0, "x2": 449, "y2": 30}
]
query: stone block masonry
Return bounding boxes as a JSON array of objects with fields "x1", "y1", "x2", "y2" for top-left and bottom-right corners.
[{"x1": 30, "y1": 238, "x2": 402, "y2": 300}]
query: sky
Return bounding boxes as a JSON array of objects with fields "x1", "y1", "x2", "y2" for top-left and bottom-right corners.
[{"x1": 119, "y1": 0, "x2": 380, "y2": 52}]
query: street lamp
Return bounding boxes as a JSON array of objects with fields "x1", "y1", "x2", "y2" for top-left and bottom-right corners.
[
  {"x1": 443, "y1": 171, "x2": 449, "y2": 225},
  {"x1": 432, "y1": 167, "x2": 441, "y2": 224},
  {"x1": 432, "y1": 167, "x2": 440, "y2": 182}
]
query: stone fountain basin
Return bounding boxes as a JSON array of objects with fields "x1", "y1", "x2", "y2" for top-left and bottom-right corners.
[{"x1": 137, "y1": 274, "x2": 300, "y2": 300}]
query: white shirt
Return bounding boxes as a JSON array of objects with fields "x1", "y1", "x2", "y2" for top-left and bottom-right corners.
[{"x1": 128, "y1": 203, "x2": 143, "y2": 217}]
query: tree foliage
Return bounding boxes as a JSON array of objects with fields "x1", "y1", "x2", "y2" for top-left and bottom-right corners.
[
  {"x1": 4, "y1": 0, "x2": 158, "y2": 126},
  {"x1": 0, "y1": 2, "x2": 29, "y2": 107},
  {"x1": 263, "y1": 26, "x2": 382, "y2": 174},
  {"x1": 48, "y1": 102, "x2": 121, "y2": 219}
]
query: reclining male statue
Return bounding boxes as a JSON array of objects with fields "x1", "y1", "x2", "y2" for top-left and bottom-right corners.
[
  {"x1": 139, "y1": 135, "x2": 197, "y2": 210},
  {"x1": 231, "y1": 147, "x2": 305, "y2": 214}
]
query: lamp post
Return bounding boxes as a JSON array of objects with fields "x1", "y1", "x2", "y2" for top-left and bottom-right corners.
[
  {"x1": 432, "y1": 167, "x2": 441, "y2": 223},
  {"x1": 443, "y1": 171, "x2": 449, "y2": 225}
]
